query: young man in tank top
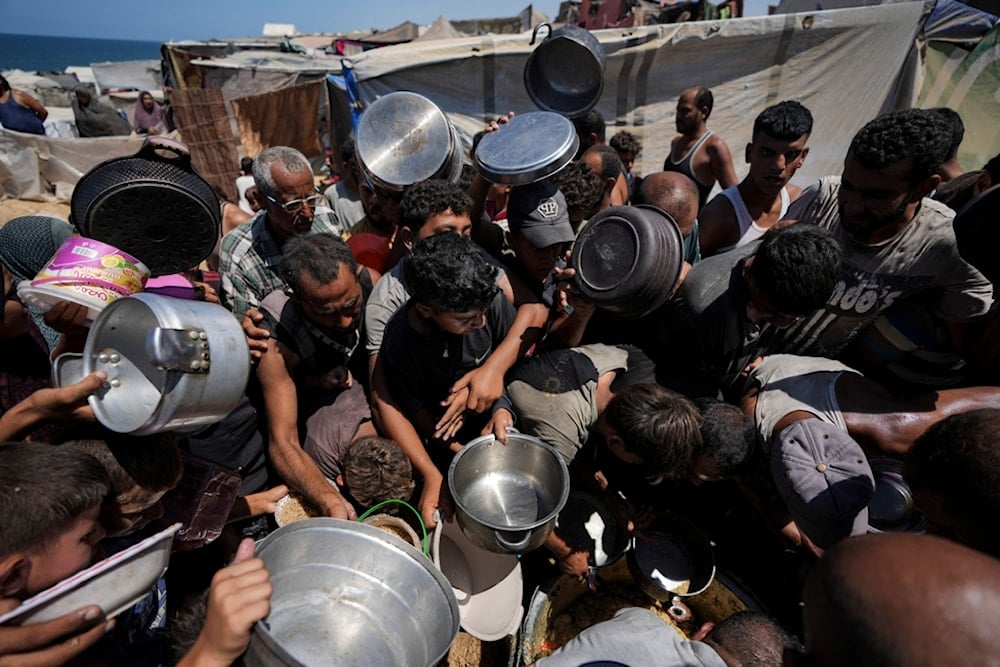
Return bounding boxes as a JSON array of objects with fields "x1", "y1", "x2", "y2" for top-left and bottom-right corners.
[
  {"x1": 698, "y1": 101, "x2": 812, "y2": 257},
  {"x1": 663, "y1": 86, "x2": 738, "y2": 208}
]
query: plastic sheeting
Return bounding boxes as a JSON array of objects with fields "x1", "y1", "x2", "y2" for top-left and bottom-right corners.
[
  {"x1": 343, "y1": 3, "x2": 926, "y2": 190},
  {"x1": 90, "y1": 60, "x2": 161, "y2": 93},
  {"x1": 0, "y1": 129, "x2": 143, "y2": 201}
]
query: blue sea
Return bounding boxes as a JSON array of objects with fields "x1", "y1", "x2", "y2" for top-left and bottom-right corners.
[{"x1": 0, "y1": 33, "x2": 162, "y2": 73}]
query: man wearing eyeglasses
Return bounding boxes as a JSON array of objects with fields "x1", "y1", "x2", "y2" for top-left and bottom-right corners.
[{"x1": 219, "y1": 146, "x2": 345, "y2": 319}]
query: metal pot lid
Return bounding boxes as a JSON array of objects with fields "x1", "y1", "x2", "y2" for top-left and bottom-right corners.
[
  {"x1": 868, "y1": 457, "x2": 927, "y2": 532},
  {"x1": 355, "y1": 91, "x2": 455, "y2": 191},
  {"x1": 474, "y1": 112, "x2": 578, "y2": 186}
]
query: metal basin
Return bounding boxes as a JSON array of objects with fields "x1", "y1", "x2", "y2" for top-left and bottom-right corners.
[
  {"x1": 449, "y1": 432, "x2": 570, "y2": 554},
  {"x1": 245, "y1": 519, "x2": 459, "y2": 667}
]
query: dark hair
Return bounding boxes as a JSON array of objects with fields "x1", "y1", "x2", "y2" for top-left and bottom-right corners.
[
  {"x1": 583, "y1": 144, "x2": 625, "y2": 181},
  {"x1": 340, "y1": 136, "x2": 356, "y2": 164},
  {"x1": 753, "y1": 100, "x2": 813, "y2": 142},
  {"x1": 63, "y1": 433, "x2": 182, "y2": 499},
  {"x1": 708, "y1": 611, "x2": 803, "y2": 665},
  {"x1": 984, "y1": 153, "x2": 1000, "y2": 183},
  {"x1": 0, "y1": 442, "x2": 110, "y2": 556},
  {"x1": 399, "y1": 179, "x2": 472, "y2": 232},
  {"x1": 240, "y1": 156, "x2": 254, "y2": 174},
  {"x1": 929, "y1": 107, "x2": 964, "y2": 161},
  {"x1": 609, "y1": 130, "x2": 642, "y2": 158},
  {"x1": 0, "y1": 75, "x2": 9, "y2": 93},
  {"x1": 252, "y1": 146, "x2": 312, "y2": 200},
  {"x1": 693, "y1": 397, "x2": 755, "y2": 476},
  {"x1": 636, "y1": 172, "x2": 700, "y2": 222},
  {"x1": 407, "y1": 233, "x2": 498, "y2": 313},
  {"x1": 848, "y1": 109, "x2": 951, "y2": 185},
  {"x1": 556, "y1": 160, "x2": 603, "y2": 220},
  {"x1": 572, "y1": 109, "x2": 607, "y2": 144},
  {"x1": 343, "y1": 436, "x2": 415, "y2": 509},
  {"x1": 694, "y1": 87, "x2": 714, "y2": 118},
  {"x1": 904, "y1": 409, "x2": 1000, "y2": 555},
  {"x1": 751, "y1": 224, "x2": 842, "y2": 315},
  {"x1": 932, "y1": 169, "x2": 985, "y2": 211},
  {"x1": 604, "y1": 383, "x2": 701, "y2": 477},
  {"x1": 281, "y1": 232, "x2": 358, "y2": 294}
]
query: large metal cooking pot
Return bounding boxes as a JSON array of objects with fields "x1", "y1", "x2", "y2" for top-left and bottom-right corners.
[
  {"x1": 56, "y1": 293, "x2": 249, "y2": 435},
  {"x1": 473, "y1": 111, "x2": 578, "y2": 186},
  {"x1": 524, "y1": 23, "x2": 606, "y2": 118},
  {"x1": 355, "y1": 91, "x2": 462, "y2": 194},
  {"x1": 70, "y1": 137, "x2": 221, "y2": 277},
  {"x1": 571, "y1": 204, "x2": 684, "y2": 320},
  {"x1": 449, "y1": 431, "x2": 570, "y2": 554},
  {"x1": 245, "y1": 518, "x2": 459, "y2": 667}
]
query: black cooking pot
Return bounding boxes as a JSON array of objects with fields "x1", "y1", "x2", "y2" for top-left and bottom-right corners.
[
  {"x1": 571, "y1": 205, "x2": 684, "y2": 320},
  {"x1": 524, "y1": 23, "x2": 606, "y2": 118},
  {"x1": 70, "y1": 137, "x2": 221, "y2": 277},
  {"x1": 627, "y1": 516, "x2": 716, "y2": 601}
]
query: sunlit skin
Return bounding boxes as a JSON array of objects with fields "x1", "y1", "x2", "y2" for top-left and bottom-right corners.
[
  {"x1": 26, "y1": 505, "x2": 104, "y2": 595},
  {"x1": 837, "y1": 155, "x2": 937, "y2": 246},
  {"x1": 263, "y1": 165, "x2": 318, "y2": 244},
  {"x1": 745, "y1": 133, "x2": 809, "y2": 196},
  {"x1": 675, "y1": 90, "x2": 705, "y2": 135},
  {"x1": 295, "y1": 264, "x2": 363, "y2": 335},
  {"x1": 418, "y1": 210, "x2": 472, "y2": 240}
]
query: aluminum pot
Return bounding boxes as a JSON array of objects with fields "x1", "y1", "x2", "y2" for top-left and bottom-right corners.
[
  {"x1": 355, "y1": 91, "x2": 462, "y2": 194},
  {"x1": 59, "y1": 293, "x2": 249, "y2": 435},
  {"x1": 571, "y1": 204, "x2": 684, "y2": 320},
  {"x1": 245, "y1": 518, "x2": 459, "y2": 667},
  {"x1": 473, "y1": 111, "x2": 578, "y2": 186},
  {"x1": 449, "y1": 431, "x2": 570, "y2": 554},
  {"x1": 524, "y1": 23, "x2": 606, "y2": 118},
  {"x1": 70, "y1": 136, "x2": 221, "y2": 277}
]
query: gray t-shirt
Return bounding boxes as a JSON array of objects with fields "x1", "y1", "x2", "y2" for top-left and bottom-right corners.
[
  {"x1": 535, "y1": 607, "x2": 726, "y2": 667},
  {"x1": 779, "y1": 176, "x2": 994, "y2": 357}
]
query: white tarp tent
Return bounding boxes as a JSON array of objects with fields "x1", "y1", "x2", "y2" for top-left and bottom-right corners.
[{"x1": 343, "y1": 2, "x2": 927, "y2": 192}]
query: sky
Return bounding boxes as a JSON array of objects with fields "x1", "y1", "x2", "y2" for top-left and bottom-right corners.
[{"x1": 0, "y1": 0, "x2": 771, "y2": 42}]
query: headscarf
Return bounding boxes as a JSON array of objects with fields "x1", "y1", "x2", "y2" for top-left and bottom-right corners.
[
  {"x1": 72, "y1": 86, "x2": 131, "y2": 138},
  {"x1": 0, "y1": 216, "x2": 74, "y2": 350},
  {"x1": 133, "y1": 90, "x2": 165, "y2": 133}
]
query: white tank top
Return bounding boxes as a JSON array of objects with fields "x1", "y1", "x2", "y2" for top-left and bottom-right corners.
[{"x1": 718, "y1": 185, "x2": 790, "y2": 252}]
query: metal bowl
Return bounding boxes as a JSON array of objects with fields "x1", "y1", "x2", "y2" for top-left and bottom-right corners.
[
  {"x1": 868, "y1": 457, "x2": 928, "y2": 533},
  {"x1": 245, "y1": 519, "x2": 459, "y2": 667},
  {"x1": 473, "y1": 112, "x2": 578, "y2": 186}
]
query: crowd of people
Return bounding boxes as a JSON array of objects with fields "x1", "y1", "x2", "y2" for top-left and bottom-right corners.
[{"x1": 1, "y1": 80, "x2": 999, "y2": 666}]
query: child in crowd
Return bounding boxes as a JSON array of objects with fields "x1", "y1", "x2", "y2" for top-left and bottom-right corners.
[
  {"x1": 378, "y1": 233, "x2": 516, "y2": 452},
  {"x1": 341, "y1": 435, "x2": 416, "y2": 510}
]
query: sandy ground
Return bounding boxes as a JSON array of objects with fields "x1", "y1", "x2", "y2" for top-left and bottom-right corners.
[{"x1": 0, "y1": 197, "x2": 72, "y2": 226}]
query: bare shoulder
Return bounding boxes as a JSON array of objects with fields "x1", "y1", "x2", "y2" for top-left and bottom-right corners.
[
  {"x1": 699, "y1": 192, "x2": 736, "y2": 226},
  {"x1": 705, "y1": 134, "x2": 733, "y2": 155},
  {"x1": 698, "y1": 194, "x2": 738, "y2": 254}
]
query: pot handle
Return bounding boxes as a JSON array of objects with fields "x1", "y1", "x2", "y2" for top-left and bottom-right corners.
[
  {"x1": 494, "y1": 529, "x2": 533, "y2": 552},
  {"x1": 52, "y1": 352, "x2": 85, "y2": 388},
  {"x1": 529, "y1": 22, "x2": 552, "y2": 46},
  {"x1": 135, "y1": 136, "x2": 194, "y2": 170}
]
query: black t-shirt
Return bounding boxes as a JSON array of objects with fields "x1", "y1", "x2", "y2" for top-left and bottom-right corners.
[{"x1": 379, "y1": 290, "x2": 516, "y2": 420}]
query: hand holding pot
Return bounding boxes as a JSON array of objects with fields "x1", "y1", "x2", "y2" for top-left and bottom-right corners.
[
  {"x1": 482, "y1": 409, "x2": 513, "y2": 445},
  {"x1": 181, "y1": 538, "x2": 271, "y2": 667}
]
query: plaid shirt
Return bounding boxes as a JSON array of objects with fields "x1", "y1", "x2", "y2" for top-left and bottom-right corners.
[{"x1": 218, "y1": 207, "x2": 343, "y2": 319}]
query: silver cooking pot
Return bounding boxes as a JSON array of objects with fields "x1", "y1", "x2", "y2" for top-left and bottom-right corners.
[
  {"x1": 473, "y1": 111, "x2": 578, "y2": 186},
  {"x1": 245, "y1": 519, "x2": 459, "y2": 667},
  {"x1": 54, "y1": 293, "x2": 249, "y2": 435},
  {"x1": 355, "y1": 91, "x2": 463, "y2": 193},
  {"x1": 449, "y1": 431, "x2": 570, "y2": 554}
]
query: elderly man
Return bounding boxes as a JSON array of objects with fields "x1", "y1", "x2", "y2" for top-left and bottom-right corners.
[
  {"x1": 255, "y1": 233, "x2": 372, "y2": 520},
  {"x1": 663, "y1": 86, "x2": 738, "y2": 208},
  {"x1": 219, "y1": 146, "x2": 345, "y2": 318}
]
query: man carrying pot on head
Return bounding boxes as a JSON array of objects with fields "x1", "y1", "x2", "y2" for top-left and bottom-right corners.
[
  {"x1": 253, "y1": 234, "x2": 378, "y2": 520},
  {"x1": 494, "y1": 344, "x2": 702, "y2": 577},
  {"x1": 219, "y1": 146, "x2": 346, "y2": 320}
]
